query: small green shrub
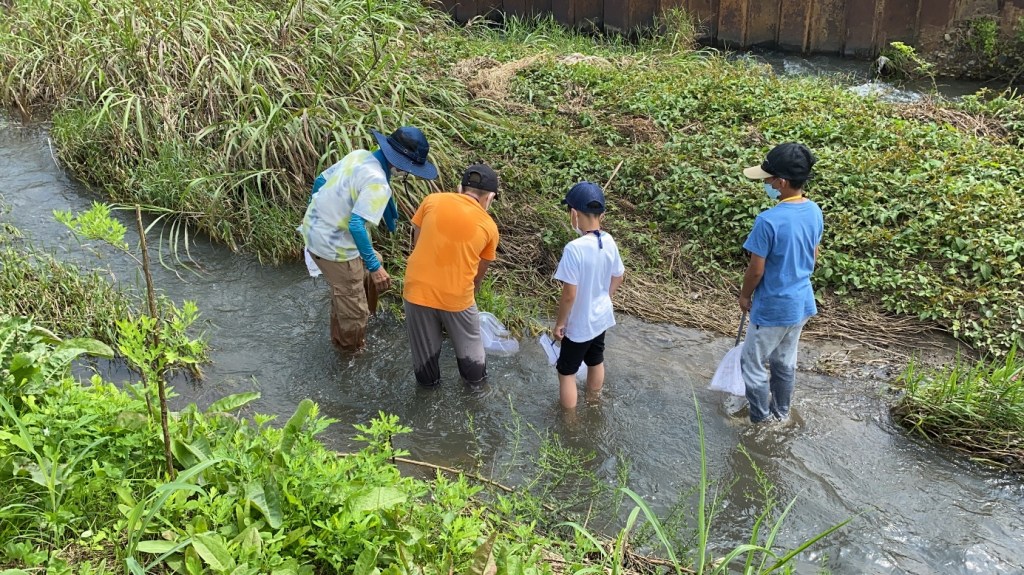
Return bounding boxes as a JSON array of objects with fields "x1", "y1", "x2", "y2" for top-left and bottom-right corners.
[
  {"x1": 878, "y1": 41, "x2": 935, "y2": 82},
  {"x1": 970, "y1": 17, "x2": 999, "y2": 58}
]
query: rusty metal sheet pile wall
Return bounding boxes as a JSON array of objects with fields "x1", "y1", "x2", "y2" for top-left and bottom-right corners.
[{"x1": 439, "y1": 0, "x2": 995, "y2": 56}]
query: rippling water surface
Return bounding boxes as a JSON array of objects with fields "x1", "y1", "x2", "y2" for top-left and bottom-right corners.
[{"x1": 2, "y1": 120, "x2": 1022, "y2": 574}]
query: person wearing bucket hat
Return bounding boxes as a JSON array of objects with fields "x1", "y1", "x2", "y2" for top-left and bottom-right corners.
[
  {"x1": 402, "y1": 164, "x2": 501, "y2": 387},
  {"x1": 298, "y1": 126, "x2": 437, "y2": 352},
  {"x1": 552, "y1": 181, "x2": 626, "y2": 409},
  {"x1": 738, "y1": 142, "x2": 824, "y2": 424}
]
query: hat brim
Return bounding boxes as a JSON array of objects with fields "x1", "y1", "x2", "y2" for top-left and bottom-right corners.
[
  {"x1": 743, "y1": 165, "x2": 773, "y2": 180},
  {"x1": 373, "y1": 131, "x2": 438, "y2": 180}
]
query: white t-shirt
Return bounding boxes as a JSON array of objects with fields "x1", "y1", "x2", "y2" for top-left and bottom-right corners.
[
  {"x1": 553, "y1": 231, "x2": 625, "y2": 342},
  {"x1": 298, "y1": 150, "x2": 391, "y2": 262}
]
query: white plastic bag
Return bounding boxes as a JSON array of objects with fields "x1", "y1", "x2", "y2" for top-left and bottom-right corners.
[
  {"x1": 709, "y1": 343, "x2": 746, "y2": 396},
  {"x1": 538, "y1": 333, "x2": 587, "y2": 380},
  {"x1": 709, "y1": 312, "x2": 748, "y2": 397},
  {"x1": 539, "y1": 333, "x2": 559, "y2": 365},
  {"x1": 479, "y1": 312, "x2": 519, "y2": 356},
  {"x1": 304, "y1": 249, "x2": 322, "y2": 278}
]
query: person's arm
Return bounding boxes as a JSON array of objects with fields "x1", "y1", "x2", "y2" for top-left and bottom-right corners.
[
  {"x1": 349, "y1": 214, "x2": 390, "y2": 291},
  {"x1": 474, "y1": 259, "x2": 492, "y2": 293},
  {"x1": 554, "y1": 283, "x2": 577, "y2": 341},
  {"x1": 814, "y1": 245, "x2": 820, "y2": 265},
  {"x1": 309, "y1": 173, "x2": 327, "y2": 204},
  {"x1": 411, "y1": 224, "x2": 421, "y2": 249},
  {"x1": 610, "y1": 273, "x2": 625, "y2": 297},
  {"x1": 349, "y1": 214, "x2": 381, "y2": 272},
  {"x1": 738, "y1": 253, "x2": 765, "y2": 313}
]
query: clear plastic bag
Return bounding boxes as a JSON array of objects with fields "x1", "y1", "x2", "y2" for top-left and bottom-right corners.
[
  {"x1": 709, "y1": 343, "x2": 746, "y2": 396},
  {"x1": 479, "y1": 312, "x2": 519, "y2": 356},
  {"x1": 709, "y1": 311, "x2": 748, "y2": 397}
]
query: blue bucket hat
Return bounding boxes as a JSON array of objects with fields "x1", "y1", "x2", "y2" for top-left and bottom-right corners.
[
  {"x1": 561, "y1": 181, "x2": 606, "y2": 214},
  {"x1": 372, "y1": 126, "x2": 438, "y2": 180}
]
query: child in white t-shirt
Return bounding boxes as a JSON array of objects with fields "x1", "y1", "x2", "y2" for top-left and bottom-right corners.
[{"x1": 553, "y1": 181, "x2": 626, "y2": 409}]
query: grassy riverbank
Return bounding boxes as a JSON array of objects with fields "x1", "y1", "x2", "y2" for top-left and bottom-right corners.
[
  {"x1": 0, "y1": 227, "x2": 135, "y2": 345},
  {"x1": 2, "y1": 0, "x2": 1023, "y2": 354}
]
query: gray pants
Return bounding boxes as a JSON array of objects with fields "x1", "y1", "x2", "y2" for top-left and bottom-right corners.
[
  {"x1": 740, "y1": 319, "x2": 808, "y2": 423},
  {"x1": 404, "y1": 300, "x2": 487, "y2": 386}
]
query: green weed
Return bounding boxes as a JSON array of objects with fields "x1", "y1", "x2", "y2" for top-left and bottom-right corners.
[
  {"x1": 2, "y1": 2, "x2": 1022, "y2": 354},
  {"x1": 969, "y1": 18, "x2": 999, "y2": 58},
  {"x1": 0, "y1": 235, "x2": 134, "y2": 345},
  {"x1": 893, "y1": 345, "x2": 1024, "y2": 469}
]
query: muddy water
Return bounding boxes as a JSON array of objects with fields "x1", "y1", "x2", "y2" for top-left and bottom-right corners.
[{"x1": 2, "y1": 120, "x2": 1022, "y2": 574}]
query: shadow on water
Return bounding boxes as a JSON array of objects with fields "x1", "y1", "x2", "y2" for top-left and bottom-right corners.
[{"x1": 2, "y1": 118, "x2": 1023, "y2": 574}]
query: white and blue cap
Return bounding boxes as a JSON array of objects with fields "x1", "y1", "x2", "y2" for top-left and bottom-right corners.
[{"x1": 561, "y1": 181, "x2": 606, "y2": 214}]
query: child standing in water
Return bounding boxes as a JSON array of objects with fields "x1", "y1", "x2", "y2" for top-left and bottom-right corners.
[{"x1": 552, "y1": 181, "x2": 626, "y2": 409}]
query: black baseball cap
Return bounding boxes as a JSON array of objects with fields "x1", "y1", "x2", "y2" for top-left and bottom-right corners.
[
  {"x1": 743, "y1": 142, "x2": 816, "y2": 181},
  {"x1": 461, "y1": 164, "x2": 500, "y2": 193}
]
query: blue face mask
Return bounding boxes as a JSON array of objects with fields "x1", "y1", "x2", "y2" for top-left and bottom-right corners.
[{"x1": 764, "y1": 182, "x2": 781, "y2": 200}]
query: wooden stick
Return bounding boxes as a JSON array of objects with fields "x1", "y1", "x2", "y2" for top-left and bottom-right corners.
[
  {"x1": 603, "y1": 160, "x2": 624, "y2": 192},
  {"x1": 393, "y1": 456, "x2": 516, "y2": 494}
]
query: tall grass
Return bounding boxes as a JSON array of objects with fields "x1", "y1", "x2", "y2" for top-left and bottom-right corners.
[
  {"x1": 3, "y1": 1, "x2": 1023, "y2": 352},
  {"x1": 0, "y1": 0, "x2": 493, "y2": 261},
  {"x1": 0, "y1": 243, "x2": 134, "y2": 344},
  {"x1": 893, "y1": 346, "x2": 1024, "y2": 469}
]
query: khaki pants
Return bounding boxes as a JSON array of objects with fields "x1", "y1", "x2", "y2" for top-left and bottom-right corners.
[{"x1": 312, "y1": 254, "x2": 379, "y2": 351}]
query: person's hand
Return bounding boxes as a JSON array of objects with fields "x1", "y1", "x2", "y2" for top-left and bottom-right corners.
[
  {"x1": 738, "y1": 295, "x2": 752, "y2": 313},
  {"x1": 553, "y1": 323, "x2": 566, "y2": 342},
  {"x1": 370, "y1": 267, "x2": 391, "y2": 292}
]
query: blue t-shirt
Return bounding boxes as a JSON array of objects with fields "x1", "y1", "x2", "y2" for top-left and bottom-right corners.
[{"x1": 742, "y1": 200, "x2": 824, "y2": 327}]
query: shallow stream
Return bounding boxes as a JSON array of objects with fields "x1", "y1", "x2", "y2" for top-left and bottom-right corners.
[{"x1": 2, "y1": 109, "x2": 1022, "y2": 573}]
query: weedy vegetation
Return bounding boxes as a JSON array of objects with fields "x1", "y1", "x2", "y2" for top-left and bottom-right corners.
[
  {"x1": 893, "y1": 346, "x2": 1024, "y2": 471},
  {"x1": 0, "y1": 0, "x2": 1021, "y2": 353},
  {"x1": 0, "y1": 314, "x2": 845, "y2": 574}
]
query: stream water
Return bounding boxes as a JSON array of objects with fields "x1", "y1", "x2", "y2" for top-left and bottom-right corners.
[
  {"x1": 2, "y1": 86, "x2": 1022, "y2": 574},
  {"x1": 741, "y1": 48, "x2": 998, "y2": 103}
]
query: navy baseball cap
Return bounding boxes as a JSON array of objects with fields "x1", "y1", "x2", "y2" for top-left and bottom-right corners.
[{"x1": 561, "y1": 181, "x2": 606, "y2": 214}]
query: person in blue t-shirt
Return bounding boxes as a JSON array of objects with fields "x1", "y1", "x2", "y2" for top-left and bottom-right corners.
[{"x1": 738, "y1": 143, "x2": 824, "y2": 424}]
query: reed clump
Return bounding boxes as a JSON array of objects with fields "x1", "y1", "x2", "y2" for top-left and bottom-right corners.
[
  {"x1": 0, "y1": 0, "x2": 491, "y2": 262},
  {"x1": 0, "y1": 242, "x2": 134, "y2": 344},
  {"x1": 893, "y1": 347, "x2": 1024, "y2": 470}
]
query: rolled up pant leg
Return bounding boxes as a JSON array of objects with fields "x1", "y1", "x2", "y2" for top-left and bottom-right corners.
[
  {"x1": 440, "y1": 304, "x2": 487, "y2": 385},
  {"x1": 313, "y1": 255, "x2": 368, "y2": 350},
  {"x1": 404, "y1": 300, "x2": 443, "y2": 386}
]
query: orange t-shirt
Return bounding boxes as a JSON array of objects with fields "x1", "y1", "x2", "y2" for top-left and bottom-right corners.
[{"x1": 404, "y1": 193, "x2": 499, "y2": 312}]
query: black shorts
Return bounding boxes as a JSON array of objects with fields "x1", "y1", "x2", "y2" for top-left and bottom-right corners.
[{"x1": 556, "y1": 332, "x2": 606, "y2": 376}]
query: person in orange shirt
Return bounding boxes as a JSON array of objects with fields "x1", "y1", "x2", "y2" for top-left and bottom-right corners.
[{"x1": 403, "y1": 164, "x2": 500, "y2": 387}]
